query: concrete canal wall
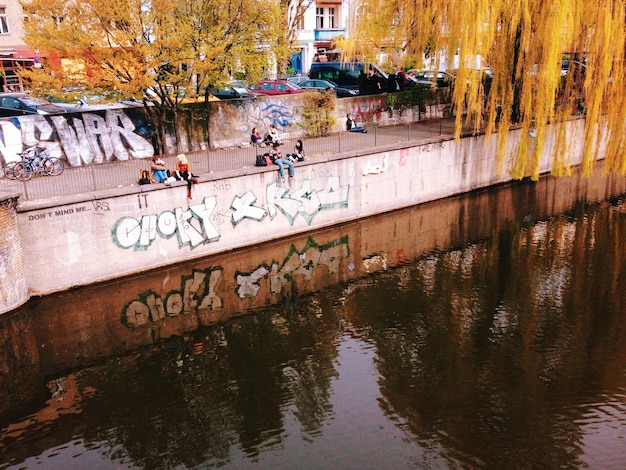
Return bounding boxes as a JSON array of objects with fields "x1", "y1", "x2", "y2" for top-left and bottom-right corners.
[{"x1": 0, "y1": 118, "x2": 605, "y2": 314}]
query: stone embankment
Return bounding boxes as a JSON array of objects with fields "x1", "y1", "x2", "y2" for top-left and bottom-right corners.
[{"x1": 1, "y1": 117, "x2": 610, "y2": 314}]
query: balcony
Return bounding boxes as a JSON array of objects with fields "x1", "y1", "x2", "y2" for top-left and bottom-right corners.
[{"x1": 314, "y1": 29, "x2": 346, "y2": 41}]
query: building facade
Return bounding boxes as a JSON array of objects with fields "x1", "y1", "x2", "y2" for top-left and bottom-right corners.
[
  {"x1": 0, "y1": 0, "x2": 40, "y2": 90},
  {"x1": 289, "y1": 0, "x2": 354, "y2": 76}
]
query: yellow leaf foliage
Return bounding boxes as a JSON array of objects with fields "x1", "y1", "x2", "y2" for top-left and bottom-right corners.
[
  {"x1": 20, "y1": 0, "x2": 284, "y2": 104},
  {"x1": 345, "y1": 0, "x2": 626, "y2": 179}
]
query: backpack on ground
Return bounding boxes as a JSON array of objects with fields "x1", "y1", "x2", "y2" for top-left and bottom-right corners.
[
  {"x1": 255, "y1": 154, "x2": 267, "y2": 166},
  {"x1": 138, "y1": 169, "x2": 151, "y2": 185},
  {"x1": 255, "y1": 153, "x2": 272, "y2": 166}
]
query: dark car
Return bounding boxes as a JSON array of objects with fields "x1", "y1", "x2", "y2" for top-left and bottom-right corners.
[
  {"x1": 297, "y1": 79, "x2": 359, "y2": 98},
  {"x1": 0, "y1": 92, "x2": 67, "y2": 117},
  {"x1": 210, "y1": 85, "x2": 256, "y2": 100},
  {"x1": 250, "y1": 80, "x2": 304, "y2": 95},
  {"x1": 286, "y1": 76, "x2": 309, "y2": 86},
  {"x1": 409, "y1": 70, "x2": 457, "y2": 88}
]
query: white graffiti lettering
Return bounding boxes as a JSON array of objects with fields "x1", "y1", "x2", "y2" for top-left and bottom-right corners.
[
  {"x1": 264, "y1": 176, "x2": 349, "y2": 225},
  {"x1": 112, "y1": 196, "x2": 219, "y2": 250},
  {"x1": 231, "y1": 190, "x2": 267, "y2": 225},
  {"x1": 0, "y1": 110, "x2": 154, "y2": 166},
  {"x1": 362, "y1": 152, "x2": 389, "y2": 175}
]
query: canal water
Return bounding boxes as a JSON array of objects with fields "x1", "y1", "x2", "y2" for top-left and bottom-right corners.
[{"x1": 1, "y1": 166, "x2": 625, "y2": 469}]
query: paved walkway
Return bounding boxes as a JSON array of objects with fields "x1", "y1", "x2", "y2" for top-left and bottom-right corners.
[{"x1": 2, "y1": 116, "x2": 472, "y2": 203}]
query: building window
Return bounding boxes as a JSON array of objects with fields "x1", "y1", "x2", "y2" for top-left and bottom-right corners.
[
  {"x1": 316, "y1": 7, "x2": 324, "y2": 29},
  {"x1": 316, "y1": 6, "x2": 338, "y2": 30},
  {"x1": 0, "y1": 7, "x2": 9, "y2": 34}
]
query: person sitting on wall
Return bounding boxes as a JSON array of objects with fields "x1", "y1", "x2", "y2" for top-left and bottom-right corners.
[
  {"x1": 346, "y1": 113, "x2": 367, "y2": 133},
  {"x1": 263, "y1": 124, "x2": 282, "y2": 146},
  {"x1": 175, "y1": 153, "x2": 199, "y2": 199},
  {"x1": 293, "y1": 139, "x2": 305, "y2": 161},
  {"x1": 150, "y1": 156, "x2": 169, "y2": 183},
  {"x1": 250, "y1": 127, "x2": 263, "y2": 146},
  {"x1": 269, "y1": 143, "x2": 295, "y2": 182}
]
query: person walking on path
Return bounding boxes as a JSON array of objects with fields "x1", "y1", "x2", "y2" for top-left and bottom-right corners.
[
  {"x1": 175, "y1": 154, "x2": 199, "y2": 199},
  {"x1": 269, "y1": 143, "x2": 295, "y2": 182}
]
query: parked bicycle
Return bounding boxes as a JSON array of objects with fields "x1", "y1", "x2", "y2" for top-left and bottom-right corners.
[{"x1": 11, "y1": 146, "x2": 65, "y2": 181}]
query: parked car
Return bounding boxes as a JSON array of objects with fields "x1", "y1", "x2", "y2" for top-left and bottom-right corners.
[
  {"x1": 45, "y1": 87, "x2": 129, "y2": 111},
  {"x1": 308, "y1": 62, "x2": 386, "y2": 90},
  {"x1": 0, "y1": 92, "x2": 67, "y2": 116},
  {"x1": 296, "y1": 79, "x2": 359, "y2": 97},
  {"x1": 286, "y1": 76, "x2": 309, "y2": 86},
  {"x1": 250, "y1": 80, "x2": 304, "y2": 95},
  {"x1": 408, "y1": 70, "x2": 457, "y2": 88},
  {"x1": 210, "y1": 85, "x2": 256, "y2": 100}
]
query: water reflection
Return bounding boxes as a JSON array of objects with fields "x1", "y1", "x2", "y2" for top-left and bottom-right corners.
[{"x1": 1, "y1": 166, "x2": 625, "y2": 469}]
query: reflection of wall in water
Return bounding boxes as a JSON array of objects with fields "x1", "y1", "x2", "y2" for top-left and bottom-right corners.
[{"x1": 1, "y1": 165, "x2": 625, "y2": 419}]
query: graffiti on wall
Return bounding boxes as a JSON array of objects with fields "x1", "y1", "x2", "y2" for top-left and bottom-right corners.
[
  {"x1": 362, "y1": 152, "x2": 390, "y2": 175},
  {"x1": 0, "y1": 110, "x2": 154, "y2": 167},
  {"x1": 112, "y1": 196, "x2": 219, "y2": 251},
  {"x1": 347, "y1": 96, "x2": 387, "y2": 121},
  {"x1": 120, "y1": 235, "x2": 349, "y2": 328},
  {"x1": 111, "y1": 176, "x2": 350, "y2": 251},
  {"x1": 211, "y1": 97, "x2": 300, "y2": 143}
]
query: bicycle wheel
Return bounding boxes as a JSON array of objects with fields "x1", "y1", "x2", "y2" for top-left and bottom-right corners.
[
  {"x1": 43, "y1": 157, "x2": 65, "y2": 176},
  {"x1": 13, "y1": 162, "x2": 33, "y2": 181},
  {"x1": 4, "y1": 162, "x2": 18, "y2": 180}
]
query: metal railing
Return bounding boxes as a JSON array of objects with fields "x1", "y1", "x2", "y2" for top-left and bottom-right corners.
[{"x1": 1, "y1": 117, "x2": 463, "y2": 202}]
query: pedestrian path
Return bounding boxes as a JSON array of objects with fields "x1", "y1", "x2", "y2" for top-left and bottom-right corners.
[{"x1": 2, "y1": 116, "x2": 470, "y2": 203}]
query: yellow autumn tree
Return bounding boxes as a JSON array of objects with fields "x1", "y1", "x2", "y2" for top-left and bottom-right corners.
[
  {"x1": 344, "y1": 0, "x2": 626, "y2": 179},
  {"x1": 19, "y1": 0, "x2": 286, "y2": 152}
]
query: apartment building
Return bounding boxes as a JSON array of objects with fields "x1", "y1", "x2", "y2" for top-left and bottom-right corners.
[
  {"x1": 289, "y1": 0, "x2": 353, "y2": 75},
  {"x1": 0, "y1": 0, "x2": 41, "y2": 90}
]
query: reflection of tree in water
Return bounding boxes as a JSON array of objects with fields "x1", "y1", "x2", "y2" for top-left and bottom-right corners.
[
  {"x1": 345, "y1": 199, "x2": 626, "y2": 468},
  {"x1": 70, "y1": 298, "x2": 342, "y2": 468}
]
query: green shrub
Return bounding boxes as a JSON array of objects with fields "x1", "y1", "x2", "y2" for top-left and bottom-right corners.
[{"x1": 299, "y1": 90, "x2": 336, "y2": 136}]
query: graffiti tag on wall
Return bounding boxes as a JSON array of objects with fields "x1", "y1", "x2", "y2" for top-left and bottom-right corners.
[
  {"x1": 120, "y1": 235, "x2": 349, "y2": 328},
  {"x1": 0, "y1": 110, "x2": 154, "y2": 167},
  {"x1": 111, "y1": 176, "x2": 350, "y2": 251},
  {"x1": 112, "y1": 196, "x2": 219, "y2": 251}
]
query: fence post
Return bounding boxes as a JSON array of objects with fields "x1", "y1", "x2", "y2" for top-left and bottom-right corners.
[
  {"x1": 90, "y1": 164, "x2": 98, "y2": 191},
  {"x1": 21, "y1": 180, "x2": 29, "y2": 201}
]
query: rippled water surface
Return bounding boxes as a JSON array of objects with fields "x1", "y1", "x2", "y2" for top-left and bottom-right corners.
[{"x1": 1, "y1": 170, "x2": 625, "y2": 469}]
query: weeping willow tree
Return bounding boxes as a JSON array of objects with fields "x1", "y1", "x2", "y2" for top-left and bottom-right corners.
[{"x1": 341, "y1": 0, "x2": 626, "y2": 179}]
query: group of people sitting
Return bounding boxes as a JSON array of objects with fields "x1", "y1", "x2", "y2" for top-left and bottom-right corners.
[
  {"x1": 144, "y1": 154, "x2": 198, "y2": 199},
  {"x1": 251, "y1": 124, "x2": 283, "y2": 147},
  {"x1": 252, "y1": 114, "x2": 366, "y2": 152}
]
